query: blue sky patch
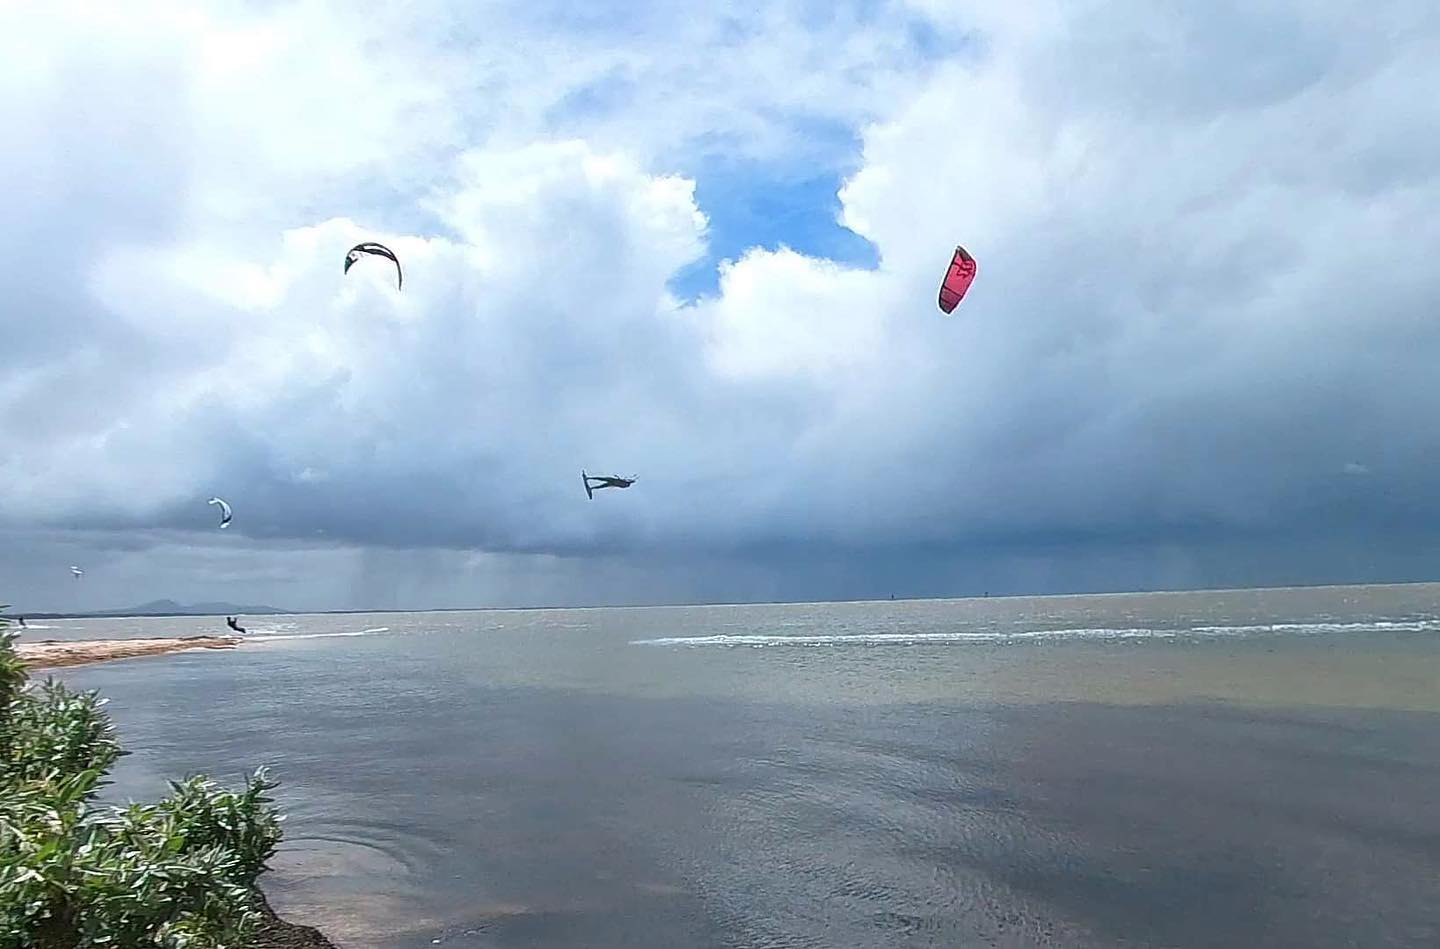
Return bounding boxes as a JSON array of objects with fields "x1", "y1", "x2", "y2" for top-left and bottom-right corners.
[{"x1": 670, "y1": 167, "x2": 879, "y2": 300}]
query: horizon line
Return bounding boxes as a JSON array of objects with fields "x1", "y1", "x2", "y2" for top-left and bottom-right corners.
[{"x1": 17, "y1": 576, "x2": 1439, "y2": 620}]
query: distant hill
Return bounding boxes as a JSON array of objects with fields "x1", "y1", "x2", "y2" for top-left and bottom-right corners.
[{"x1": 21, "y1": 600, "x2": 291, "y2": 619}]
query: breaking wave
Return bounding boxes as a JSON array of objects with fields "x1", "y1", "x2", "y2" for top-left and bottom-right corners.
[
  {"x1": 247, "y1": 628, "x2": 387, "y2": 642},
  {"x1": 631, "y1": 619, "x2": 1440, "y2": 648}
]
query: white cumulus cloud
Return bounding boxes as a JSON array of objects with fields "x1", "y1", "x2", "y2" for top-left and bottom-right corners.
[{"x1": 4, "y1": 0, "x2": 1440, "y2": 608}]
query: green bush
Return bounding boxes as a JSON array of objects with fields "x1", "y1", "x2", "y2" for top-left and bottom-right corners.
[
  {"x1": 0, "y1": 610, "x2": 24, "y2": 754},
  {"x1": 0, "y1": 612, "x2": 284, "y2": 948}
]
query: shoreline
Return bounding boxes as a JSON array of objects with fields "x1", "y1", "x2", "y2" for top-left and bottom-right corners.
[
  {"x1": 15, "y1": 636, "x2": 242, "y2": 670},
  {"x1": 252, "y1": 888, "x2": 336, "y2": 949}
]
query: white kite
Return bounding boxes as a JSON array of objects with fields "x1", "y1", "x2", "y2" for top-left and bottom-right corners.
[{"x1": 208, "y1": 497, "x2": 233, "y2": 529}]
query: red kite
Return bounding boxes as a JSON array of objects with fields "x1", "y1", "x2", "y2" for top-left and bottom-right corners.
[{"x1": 937, "y1": 246, "x2": 976, "y2": 313}]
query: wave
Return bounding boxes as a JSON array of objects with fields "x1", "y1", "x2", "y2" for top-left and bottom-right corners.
[
  {"x1": 246, "y1": 630, "x2": 377, "y2": 642},
  {"x1": 631, "y1": 619, "x2": 1440, "y2": 648},
  {"x1": 1192, "y1": 620, "x2": 1440, "y2": 635}
]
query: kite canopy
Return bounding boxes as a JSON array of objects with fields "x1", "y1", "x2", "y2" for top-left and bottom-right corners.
[
  {"x1": 344, "y1": 241, "x2": 403, "y2": 290},
  {"x1": 208, "y1": 496, "x2": 233, "y2": 529},
  {"x1": 937, "y1": 246, "x2": 977, "y2": 314}
]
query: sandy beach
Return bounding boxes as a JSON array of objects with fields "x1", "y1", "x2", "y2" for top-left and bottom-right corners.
[{"x1": 15, "y1": 636, "x2": 242, "y2": 670}]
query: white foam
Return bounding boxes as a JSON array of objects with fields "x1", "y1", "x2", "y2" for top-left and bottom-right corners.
[
  {"x1": 246, "y1": 630, "x2": 375, "y2": 642},
  {"x1": 1192, "y1": 619, "x2": 1440, "y2": 635},
  {"x1": 633, "y1": 629, "x2": 1154, "y2": 647},
  {"x1": 631, "y1": 619, "x2": 1440, "y2": 647}
]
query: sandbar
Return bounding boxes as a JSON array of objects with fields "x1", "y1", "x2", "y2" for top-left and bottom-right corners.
[{"x1": 16, "y1": 636, "x2": 242, "y2": 670}]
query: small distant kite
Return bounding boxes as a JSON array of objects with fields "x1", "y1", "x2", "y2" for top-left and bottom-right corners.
[
  {"x1": 69, "y1": 566, "x2": 84, "y2": 580},
  {"x1": 208, "y1": 496, "x2": 233, "y2": 529},
  {"x1": 582, "y1": 470, "x2": 637, "y2": 500},
  {"x1": 344, "y1": 242, "x2": 403, "y2": 290},
  {"x1": 937, "y1": 246, "x2": 977, "y2": 314}
]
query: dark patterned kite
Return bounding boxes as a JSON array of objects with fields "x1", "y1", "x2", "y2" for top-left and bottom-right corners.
[
  {"x1": 582, "y1": 470, "x2": 637, "y2": 500},
  {"x1": 344, "y1": 242, "x2": 403, "y2": 290}
]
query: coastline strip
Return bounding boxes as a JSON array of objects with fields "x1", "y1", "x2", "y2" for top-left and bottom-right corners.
[{"x1": 16, "y1": 636, "x2": 242, "y2": 670}]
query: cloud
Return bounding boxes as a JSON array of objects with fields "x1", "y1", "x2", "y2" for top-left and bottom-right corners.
[{"x1": 4, "y1": 0, "x2": 1440, "y2": 608}]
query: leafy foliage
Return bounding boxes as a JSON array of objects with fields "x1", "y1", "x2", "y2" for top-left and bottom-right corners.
[
  {"x1": 3, "y1": 680, "x2": 122, "y2": 786},
  {"x1": 1, "y1": 612, "x2": 24, "y2": 753},
  {"x1": 0, "y1": 613, "x2": 284, "y2": 948}
]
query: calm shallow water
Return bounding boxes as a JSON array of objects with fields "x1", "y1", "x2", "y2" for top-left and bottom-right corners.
[{"x1": 46, "y1": 585, "x2": 1440, "y2": 948}]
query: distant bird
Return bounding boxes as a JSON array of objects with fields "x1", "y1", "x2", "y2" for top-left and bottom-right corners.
[{"x1": 69, "y1": 566, "x2": 84, "y2": 580}]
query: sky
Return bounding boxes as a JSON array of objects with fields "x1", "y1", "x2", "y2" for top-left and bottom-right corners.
[{"x1": 4, "y1": 0, "x2": 1440, "y2": 613}]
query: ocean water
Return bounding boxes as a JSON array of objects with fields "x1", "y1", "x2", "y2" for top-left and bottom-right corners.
[{"x1": 42, "y1": 584, "x2": 1440, "y2": 948}]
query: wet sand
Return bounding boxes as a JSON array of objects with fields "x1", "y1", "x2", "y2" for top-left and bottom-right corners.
[{"x1": 16, "y1": 636, "x2": 241, "y2": 670}]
